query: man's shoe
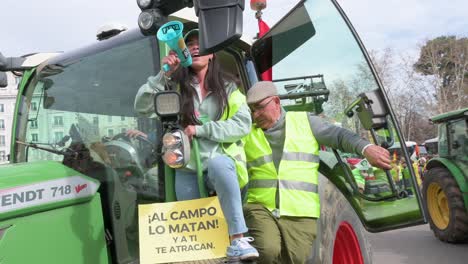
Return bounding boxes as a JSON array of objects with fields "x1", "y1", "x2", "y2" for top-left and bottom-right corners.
[{"x1": 226, "y1": 237, "x2": 259, "y2": 260}]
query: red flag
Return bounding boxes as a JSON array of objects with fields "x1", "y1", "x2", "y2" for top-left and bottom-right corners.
[
  {"x1": 258, "y1": 18, "x2": 270, "y2": 37},
  {"x1": 258, "y1": 18, "x2": 272, "y2": 81}
]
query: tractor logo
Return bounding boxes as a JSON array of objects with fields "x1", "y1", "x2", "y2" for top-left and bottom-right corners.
[{"x1": 75, "y1": 183, "x2": 88, "y2": 194}]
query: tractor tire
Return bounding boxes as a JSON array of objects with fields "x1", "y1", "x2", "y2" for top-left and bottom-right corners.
[
  {"x1": 308, "y1": 175, "x2": 373, "y2": 264},
  {"x1": 423, "y1": 167, "x2": 468, "y2": 243}
]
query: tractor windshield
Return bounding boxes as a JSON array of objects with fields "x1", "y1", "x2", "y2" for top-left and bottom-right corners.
[{"x1": 16, "y1": 35, "x2": 159, "y2": 163}]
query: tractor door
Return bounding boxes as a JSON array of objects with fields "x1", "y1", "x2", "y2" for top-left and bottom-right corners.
[{"x1": 250, "y1": 0, "x2": 426, "y2": 231}]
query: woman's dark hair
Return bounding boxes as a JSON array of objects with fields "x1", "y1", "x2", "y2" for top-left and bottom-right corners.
[{"x1": 173, "y1": 54, "x2": 236, "y2": 127}]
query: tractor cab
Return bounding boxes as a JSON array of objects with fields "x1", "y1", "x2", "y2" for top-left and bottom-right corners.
[
  {"x1": 0, "y1": 0, "x2": 428, "y2": 263},
  {"x1": 423, "y1": 108, "x2": 468, "y2": 243}
]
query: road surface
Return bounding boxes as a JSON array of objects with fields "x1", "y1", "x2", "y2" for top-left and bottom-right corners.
[{"x1": 369, "y1": 224, "x2": 467, "y2": 264}]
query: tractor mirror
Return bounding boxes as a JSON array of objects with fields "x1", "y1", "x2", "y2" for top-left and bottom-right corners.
[
  {"x1": 344, "y1": 89, "x2": 394, "y2": 148},
  {"x1": 345, "y1": 89, "x2": 389, "y2": 130},
  {"x1": 0, "y1": 72, "x2": 7, "y2": 87},
  {"x1": 357, "y1": 90, "x2": 389, "y2": 130},
  {"x1": 194, "y1": 0, "x2": 244, "y2": 55},
  {"x1": 43, "y1": 91, "x2": 55, "y2": 109}
]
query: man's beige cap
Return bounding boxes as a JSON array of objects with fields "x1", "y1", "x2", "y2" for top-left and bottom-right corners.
[{"x1": 247, "y1": 81, "x2": 278, "y2": 104}]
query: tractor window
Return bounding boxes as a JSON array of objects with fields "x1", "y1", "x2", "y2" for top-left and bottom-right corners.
[
  {"x1": 21, "y1": 37, "x2": 159, "y2": 166},
  {"x1": 217, "y1": 50, "x2": 245, "y2": 91},
  {"x1": 448, "y1": 119, "x2": 468, "y2": 162},
  {"x1": 438, "y1": 124, "x2": 448, "y2": 156}
]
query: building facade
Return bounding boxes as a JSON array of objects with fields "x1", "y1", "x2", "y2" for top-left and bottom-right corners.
[{"x1": 0, "y1": 72, "x2": 20, "y2": 163}]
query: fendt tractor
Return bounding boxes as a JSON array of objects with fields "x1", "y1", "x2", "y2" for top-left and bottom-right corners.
[
  {"x1": 0, "y1": 0, "x2": 428, "y2": 263},
  {"x1": 423, "y1": 108, "x2": 468, "y2": 243}
]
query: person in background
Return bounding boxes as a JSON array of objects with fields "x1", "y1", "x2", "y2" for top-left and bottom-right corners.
[
  {"x1": 412, "y1": 158, "x2": 423, "y2": 187},
  {"x1": 352, "y1": 159, "x2": 373, "y2": 193},
  {"x1": 399, "y1": 157, "x2": 415, "y2": 195},
  {"x1": 134, "y1": 29, "x2": 258, "y2": 260},
  {"x1": 390, "y1": 158, "x2": 401, "y2": 187},
  {"x1": 242, "y1": 81, "x2": 392, "y2": 263},
  {"x1": 418, "y1": 157, "x2": 427, "y2": 181}
]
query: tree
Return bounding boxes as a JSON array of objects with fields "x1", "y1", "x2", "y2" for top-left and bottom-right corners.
[
  {"x1": 369, "y1": 48, "x2": 436, "y2": 143},
  {"x1": 324, "y1": 79, "x2": 354, "y2": 129},
  {"x1": 414, "y1": 36, "x2": 468, "y2": 114}
]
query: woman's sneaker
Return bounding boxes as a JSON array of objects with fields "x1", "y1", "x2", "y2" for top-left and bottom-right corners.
[{"x1": 226, "y1": 237, "x2": 259, "y2": 260}]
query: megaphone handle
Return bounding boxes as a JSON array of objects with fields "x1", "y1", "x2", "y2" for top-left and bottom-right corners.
[{"x1": 162, "y1": 64, "x2": 170, "y2": 72}]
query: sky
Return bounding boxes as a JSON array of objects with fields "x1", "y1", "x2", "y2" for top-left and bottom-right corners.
[{"x1": 1, "y1": 0, "x2": 467, "y2": 59}]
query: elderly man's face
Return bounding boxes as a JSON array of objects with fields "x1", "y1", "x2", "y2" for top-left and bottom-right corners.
[{"x1": 249, "y1": 96, "x2": 281, "y2": 129}]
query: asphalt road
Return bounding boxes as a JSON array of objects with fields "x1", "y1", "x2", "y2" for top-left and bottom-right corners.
[{"x1": 368, "y1": 224, "x2": 468, "y2": 264}]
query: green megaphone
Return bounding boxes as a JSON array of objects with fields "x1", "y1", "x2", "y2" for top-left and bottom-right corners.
[{"x1": 156, "y1": 21, "x2": 192, "y2": 72}]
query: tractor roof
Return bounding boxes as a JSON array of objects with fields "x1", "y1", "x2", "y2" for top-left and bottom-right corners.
[{"x1": 430, "y1": 108, "x2": 468, "y2": 124}]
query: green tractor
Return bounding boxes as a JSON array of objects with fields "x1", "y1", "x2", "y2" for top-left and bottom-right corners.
[
  {"x1": 0, "y1": 0, "x2": 428, "y2": 263},
  {"x1": 423, "y1": 108, "x2": 468, "y2": 243}
]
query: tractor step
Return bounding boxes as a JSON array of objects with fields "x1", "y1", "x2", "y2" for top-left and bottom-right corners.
[{"x1": 172, "y1": 258, "x2": 257, "y2": 264}]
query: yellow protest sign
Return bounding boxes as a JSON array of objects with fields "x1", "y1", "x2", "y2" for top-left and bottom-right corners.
[{"x1": 139, "y1": 196, "x2": 229, "y2": 264}]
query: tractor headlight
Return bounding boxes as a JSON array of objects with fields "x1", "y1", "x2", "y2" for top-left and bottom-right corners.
[
  {"x1": 137, "y1": 0, "x2": 153, "y2": 10},
  {"x1": 138, "y1": 11, "x2": 155, "y2": 31},
  {"x1": 162, "y1": 132, "x2": 180, "y2": 147},
  {"x1": 162, "y1": 130, "x2": 190, "y2": 168},
  {"x1": 137, "y1": 8, "x2": 165, "y2": 34}
]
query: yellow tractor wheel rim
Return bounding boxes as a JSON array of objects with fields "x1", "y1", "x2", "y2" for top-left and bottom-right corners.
[{"x1": 427, "y1": 182, "x2": 450, "y2": 230}]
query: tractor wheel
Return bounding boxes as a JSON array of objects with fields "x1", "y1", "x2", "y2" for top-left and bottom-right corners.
[
  {"x1": 308, "y1": 175, "x2": 373, "y2": 264},
  {"x1": 423, "y1": 167, "x2": 468, "y2": 243}
]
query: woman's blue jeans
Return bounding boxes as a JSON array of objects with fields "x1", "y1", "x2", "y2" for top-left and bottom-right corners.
[{"x1": 175, "y1": 155, "x2": 248, "y2": 236}]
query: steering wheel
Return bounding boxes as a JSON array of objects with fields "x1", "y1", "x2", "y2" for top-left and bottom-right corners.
[
  {"x1": 104, "y1": 132, "x2": 159, "y2": 198},
  {"x1": 107, "y1": 132, "x2": 157, "y2": 169},
  {"x1": 111, "y1": 132, "x2": 153, "y2": 145}
]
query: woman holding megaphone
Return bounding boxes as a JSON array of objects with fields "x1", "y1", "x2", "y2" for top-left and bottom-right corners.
[{"x1": 135, "y1": 28, "x2": 258, "y2": 261}]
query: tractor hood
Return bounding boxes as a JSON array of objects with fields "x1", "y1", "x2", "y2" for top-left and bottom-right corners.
[{"x1": 0, "y1": 161, "x2": 99, "y2": 221}]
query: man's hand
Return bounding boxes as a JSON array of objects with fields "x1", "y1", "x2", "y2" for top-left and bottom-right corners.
[
  {"x1": 363, "y1": 145, "x2": 392, "y2": 170},
  {"x1": 126, "y1": 129, "x2": 148, "y2": 139},
  {"x1": 184, "y1": 125, "x2": 196, "y2": 139}
]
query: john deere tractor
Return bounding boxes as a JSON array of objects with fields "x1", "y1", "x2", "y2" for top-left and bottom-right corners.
[{"x1": 423, "y1": 108, "x2": 468, "y2": 243}]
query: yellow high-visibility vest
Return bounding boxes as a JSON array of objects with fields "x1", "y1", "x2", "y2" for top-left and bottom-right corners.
[
  {"x1": 244, "y1": 112, "x2": 320, "y2": 218},
  {"x1": 220, "y1": 89, "x2": 248, "y2": 188}
]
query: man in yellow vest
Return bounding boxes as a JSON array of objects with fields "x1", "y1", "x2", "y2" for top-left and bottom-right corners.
[
  {"x1": 242, "y1": 81, "x2": 392, "y2": 264},
  {"x1": 351, "y1": 159, "x2": 372, "y2": 193}
]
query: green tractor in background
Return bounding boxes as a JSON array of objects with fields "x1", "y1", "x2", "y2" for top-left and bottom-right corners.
[{"x1": 423, "y1": 108, "x2": 468, "y2": 243}]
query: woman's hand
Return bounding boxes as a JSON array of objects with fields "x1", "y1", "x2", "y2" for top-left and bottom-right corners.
[
  {"x1": 184, "y1": 125, "x2": 196, "y2": 140},
  {"x1": 162, "y1": 51, "x2": 181, "y2": 77}
]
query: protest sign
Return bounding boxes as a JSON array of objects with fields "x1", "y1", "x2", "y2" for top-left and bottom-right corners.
[{"x1": 139, "y1": 196, "x2": 229, "y2": 263}]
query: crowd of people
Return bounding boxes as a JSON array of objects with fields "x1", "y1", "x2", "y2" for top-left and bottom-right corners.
[{"x1": 351, "y1": 151, "x2": 433, "y2": 197}]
